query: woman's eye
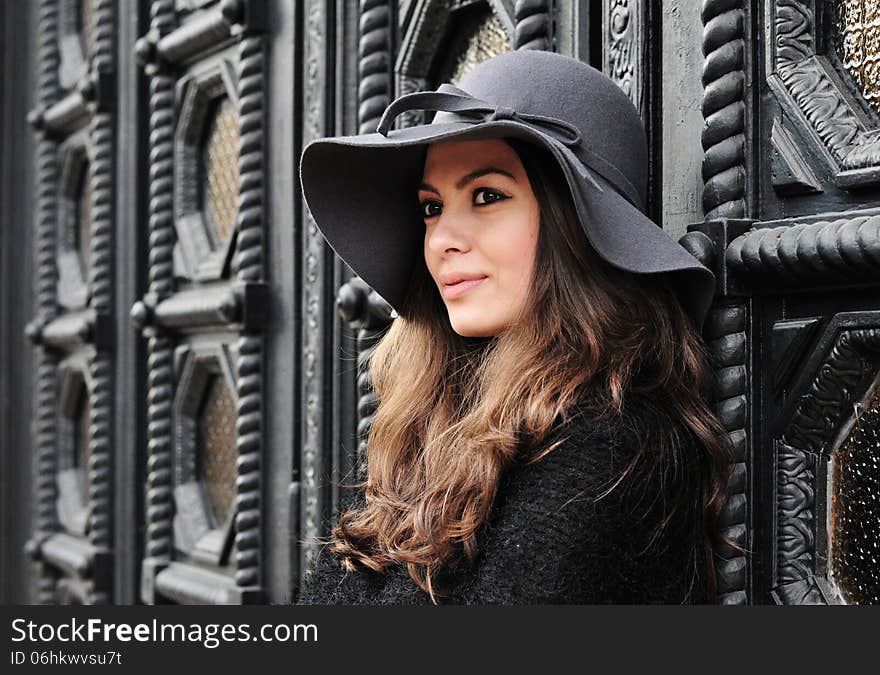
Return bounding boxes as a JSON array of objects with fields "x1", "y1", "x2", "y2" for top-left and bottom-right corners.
[
  {"x1": 474, "y1": 188, "x2": 508, "y2": 206},
  {"x1": 419, "y1": 189, "x2": 507, "y2": 217},
  {"x1": 420, "y1": 200, "x2": 442, "y2": 219}
]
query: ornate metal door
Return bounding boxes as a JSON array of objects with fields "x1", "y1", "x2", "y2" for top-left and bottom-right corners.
[
  {"x1": 10, "y1": 0, "x2": 879, "y2": 606},
  {"x1": 24, "y1": 0, "x2": 118, "y2": 605},
  {"x1": 690, "y1": 0, "x2": 880, "y2": 604},
  {"x1": 131, "y1": 0, "x2": 274, "y2": 605}
]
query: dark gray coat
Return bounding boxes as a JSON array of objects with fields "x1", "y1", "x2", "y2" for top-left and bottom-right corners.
[{"x1": 296, "y1": 395, "x2": 710, "y2": 605}]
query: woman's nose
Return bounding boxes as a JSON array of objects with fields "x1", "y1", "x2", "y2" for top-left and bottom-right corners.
[{"x1": 425, "y1": 209, "x2": 473, "y2": 256}]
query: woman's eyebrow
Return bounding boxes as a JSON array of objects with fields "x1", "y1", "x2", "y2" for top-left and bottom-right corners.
[{"x1": 419, "y1": 166, "x2": 517, "y2": 194}]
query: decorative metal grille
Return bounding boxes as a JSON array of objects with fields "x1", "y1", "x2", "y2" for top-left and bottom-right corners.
[
  {"x1": 201, "y1": 98, "x2": 239, "y2": 252},
  {"x1": 79, "y1": 0, "x2": 96, "y2": 54},
  {"x1": 829, "y1": 383, "x2": 880, "y2": 604},
  {"x1": 446, "y1": 8, "x2": 510, "y2": 84},
  {"x1": 832, "y1": 0, "x2": 880, "y2": 117},
  {"x1": 197, "y1": 375, "x2": 237, "y2": 527}
]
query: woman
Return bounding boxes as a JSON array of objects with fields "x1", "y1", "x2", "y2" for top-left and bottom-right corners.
[{"x1": 296, "y1": 50, "x2": 734, "y2": 604}]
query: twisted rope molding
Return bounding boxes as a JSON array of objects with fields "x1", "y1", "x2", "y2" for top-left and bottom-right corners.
[
  {"x1": 336, "y1": 278, "x2": 394, "y2": 484},
  {"x1": 143, "y1": 0, "x2": 177, "y2": 584},
  {"x1": 84, "y1": 0, "x2": 116, "y2": 605},
  {"x1": 31, "y1": 0, "x2": 63, "y2": 605},
  {"x1": 233, "y1": 33, "x2": 265, "y2": 593},
  {"x1": 704, "y1": 304, "x2": 749, "y2": 604},
  {"x1": 701, "y1": 0, "x2": 747, "y2": 220},
  {"x1": 88, "y1": 0, "x2": 115, "y2": 314},
  {"x1": 513, "y1": 0, "x2": 552, "y2": 51},
  {"x1": 726, "y1": 213, "x2": 880, "y2": 285},
  {"x1": 344, "y1": 0, "x2": 395, "y2": 501},
  {"x1": 354, "y1": 337, "x2": 379, "y2": 482},
  {"x1": 358, "y1": 0, "x2": 392, "y2": 135}
]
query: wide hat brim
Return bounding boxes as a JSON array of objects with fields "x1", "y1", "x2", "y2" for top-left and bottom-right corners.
[{"x1": 299, "y1": 118, "x2": 715, "y2": 330}]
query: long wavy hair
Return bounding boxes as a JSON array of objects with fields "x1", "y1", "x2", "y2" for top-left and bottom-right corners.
[{"x1": 324, "y1": 136, "x2": 735, "y2": 604}]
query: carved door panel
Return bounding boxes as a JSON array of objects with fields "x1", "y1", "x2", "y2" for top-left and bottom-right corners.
[
  {"x1": 690, "y1": 0, "x2": 880, "y2": 604},
  {"x1": 20, "y1": 0, "x2": 356, "y2": 606},
  {"x1": 128, "y1": 0, "x2": 353, "y2": 605},
  {"x1": 25, "y1": 0, "x2": 117, "y2": 605},
  {"x1": 133, "y1": 0, "x2": 270, "y2": 604},
  {"x1": 16, "y1": 0, "x2": 800, "y2": 606}
]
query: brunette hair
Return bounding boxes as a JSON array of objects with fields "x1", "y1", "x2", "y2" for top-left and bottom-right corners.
[{"x1": 323, "y1": 136, "x2": 735, "y2": 604}]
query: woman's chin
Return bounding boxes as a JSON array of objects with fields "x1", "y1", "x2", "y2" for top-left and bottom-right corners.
[{"x1": 447, "y1": 313, "x2": 502, "y2": 338}]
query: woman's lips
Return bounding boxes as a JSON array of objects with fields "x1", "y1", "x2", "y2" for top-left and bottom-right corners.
[{"x1": 442, "y1": 276, "x2": 487, "y2": 300}]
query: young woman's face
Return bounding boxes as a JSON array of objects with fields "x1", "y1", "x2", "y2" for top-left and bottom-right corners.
[{"x1": 419, "y1": 138, "x2": 540, "y2": 337}]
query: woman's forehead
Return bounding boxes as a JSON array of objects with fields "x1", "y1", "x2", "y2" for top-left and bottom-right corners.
[{"x1": 422, "y1": 138, "x2": 521, "y2": 175}]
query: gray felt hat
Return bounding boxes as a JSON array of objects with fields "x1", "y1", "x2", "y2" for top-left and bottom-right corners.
[{"x1": 299, "y1": 50, "x2": 715, "y2": 330}]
